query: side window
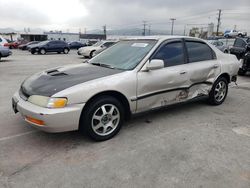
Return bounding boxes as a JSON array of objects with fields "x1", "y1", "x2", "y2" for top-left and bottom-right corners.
[
  {"x1": 186, "y1": 41, "x2": 215, "y2": 63},
  {"x1": 234, "y1": 39, "x2": 246, "y2": 47},
  {"x1": 0, "y1": 38, "x2": 2, "y2": 42},
  {"x1": 152, "y1": 41, "x2": 184, "y2": 67}
]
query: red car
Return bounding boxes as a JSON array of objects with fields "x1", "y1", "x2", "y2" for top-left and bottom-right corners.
[{"x1": 4, "y1": 41, "x2": 19, "y2": 49}]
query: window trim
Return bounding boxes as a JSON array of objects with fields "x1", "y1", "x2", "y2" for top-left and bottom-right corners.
[
  {"x1": 184, "y1": 39, "x2": 217, "y2": 64},
  {"x1": 149, "y1": 39, "x2": 188, "y2": 67}
]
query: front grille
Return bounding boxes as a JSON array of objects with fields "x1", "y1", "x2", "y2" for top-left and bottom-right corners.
[{"x1": 19, "y1": 87, "x2": 30, "y2": 101}]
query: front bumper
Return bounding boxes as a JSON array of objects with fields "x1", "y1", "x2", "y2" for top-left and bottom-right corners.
[
  {"x1": 12, "y1": 92, "x2": 85, "y2": 133},
  {"x1": 78, "y1": 50, "x2": 90, "y2": 56}
]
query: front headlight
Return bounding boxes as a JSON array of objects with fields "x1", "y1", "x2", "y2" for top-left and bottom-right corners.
[{"x1": 28, "y1": 95, "x2": 67, "y2": 108}]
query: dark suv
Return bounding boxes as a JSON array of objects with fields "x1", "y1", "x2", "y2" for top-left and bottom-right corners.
[
  {"x1": 230, "y1": 37, "x2": 250, "y2": 75},
  {"x1": 30, "y1": 40, "x2": 70, "y2": 55}
]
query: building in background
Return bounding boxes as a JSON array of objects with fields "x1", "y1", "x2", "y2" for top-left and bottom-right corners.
[
  {"x1": 44, "y1": 31, "x2": 80, "y2": 42},
  {"x1": 79, "y1": 34, "x2": 106, "y2": 43},
  {"x1": 207, "y1": 23, "x2": 214, "y2": 38},
  {"x1": 20, "y1": 34, "x2": 47, "y2": 41}
]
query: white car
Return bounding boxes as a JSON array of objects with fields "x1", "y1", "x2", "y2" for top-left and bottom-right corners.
[
  {"x1": 12, "y1": 36, "x2": 239, "y2": 141},
  {"x1": 224, "y1": 30, "x2": 247, "y2": 38},
  {"x1": 77, "y1": 40, "x2": 116, "y2": 58},
  {"x1": 0, "y1": 35, "x2": 8, "y2": 46}
]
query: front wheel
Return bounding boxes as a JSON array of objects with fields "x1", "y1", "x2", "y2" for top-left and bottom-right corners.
[
  {"x1": 39, "y1": 48, "x2": 46, "y2": 55},
  {"x1": 208, "y1": 77, "x2": 228, "y2": 105},
  {"x1": 80, "y1": 96, "x2": 124, "y2": 141},
  {"x1": 89, "y1": 50, "x2": 95, "y2": 58}
]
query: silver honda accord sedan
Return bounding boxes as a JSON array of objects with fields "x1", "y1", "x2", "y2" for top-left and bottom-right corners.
[{"x1": 12, "y1": 36, "x2": 239, "y2": 141}]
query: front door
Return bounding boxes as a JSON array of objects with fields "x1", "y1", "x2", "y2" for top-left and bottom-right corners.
[{"x1": 136, "y1": 39, "x2": 190, "y2": 112}]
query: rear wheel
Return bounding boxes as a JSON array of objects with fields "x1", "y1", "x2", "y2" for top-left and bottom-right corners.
[
  {"x1": 80, "y1": 96, "x2": 124, "y2": 141},
  {"x1": 208, "y1": 77, "x2": 228, "y2": 105},
  {"x1": 63, "y1": 48, "x2": 69, "y2": 54}
]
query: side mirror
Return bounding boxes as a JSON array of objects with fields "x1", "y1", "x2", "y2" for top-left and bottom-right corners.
[{"x1": 146, "y1": 59, "x2": 164, "y2": 71}]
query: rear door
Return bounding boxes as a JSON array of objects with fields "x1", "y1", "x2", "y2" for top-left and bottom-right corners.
[
  {"x1": 230, "y1": 38, "x2": 247, "y2": 59},
  {"x1": 136, "y1": 39, "x2": 190, "y2": 112},
  {"x1": 183, "y1": 40, "x2": 220, "y2": 94}
]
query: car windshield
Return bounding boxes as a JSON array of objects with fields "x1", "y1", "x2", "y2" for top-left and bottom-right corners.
[
  {"x1": 38, "y1": 41, "x2": 49, "y2": 45},
  {"x1": 89, "y1": 40, "x2": 157, "y2": 70},
  {"x1": 92, "y1": 41, "x2": 104, "y2": 47}
]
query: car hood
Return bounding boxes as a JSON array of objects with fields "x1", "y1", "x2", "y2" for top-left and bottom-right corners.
[{"x1": 20, "y1": 63, "x2": 124, "y2": 97}]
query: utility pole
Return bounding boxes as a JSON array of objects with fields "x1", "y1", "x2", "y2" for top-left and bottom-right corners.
[
  {"x1": 216, "y1": 9, "x2": 222, "y2": 36},
  {"x1": 148, "y1": 24, "x2": 151, "y2": 35},
  {"x1": 183, "y1": 25, "x2": 186, "y2": 36},
  {"x1": 84, "y1": 28, "x2": 87, "y2": 34},
  {"x1": 170, "y1": 18, "x2": 176, "y2": 35},
  {"x1": 103, "y1": 25, "x2": 107, "y2": 37},
  {"x1": 142, "y1": 21, "x2": 147, "y2": 36}
]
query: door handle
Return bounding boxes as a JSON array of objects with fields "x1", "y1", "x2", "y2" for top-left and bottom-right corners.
[
  {"x1": 213, "y1": 64, "x2": 219, "y2": 68},
  {"x1": 180, "y1": 71, "x2": 187, "y2": 75}
]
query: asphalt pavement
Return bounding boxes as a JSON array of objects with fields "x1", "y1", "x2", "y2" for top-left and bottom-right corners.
[{"x1": 0, "y1": 50, "x2": 249, "y2": 188}]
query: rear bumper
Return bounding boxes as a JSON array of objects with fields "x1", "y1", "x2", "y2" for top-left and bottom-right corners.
[{"x1": 12, "y1": 92, "x2": 85, "y2": 133}]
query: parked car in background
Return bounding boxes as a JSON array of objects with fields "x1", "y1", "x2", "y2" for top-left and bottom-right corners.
[
  {"x1": 12, "y1": 36, "x2": 239, "y2": 141},
  {"x1": 0, "y1": 46, "x2": 12, "y2": 61},
  {"x1": 230, "y1": 37, "x2": 250, "y2": 59},
  {"x1": 4, "y1": 40, "x2": 19, "y2": 49},
  {"x1": 0, "y1": 35, "x2": 8, "y2": 46},
  {"x1": 29, "y1": 40, "x2": 70, "y2": 55},
  {"x1": 68, "y1": 41, "x2": 86, "y2": 50},
  {"x1": 77, "y1": 40, "x2": 116, "y2": 58},
  {"x1": 230, "y1": 37, "x2": 250, "y2": 75},
  {"x1": 18, "y1": 41, "x2": 40, "y2": 50},
  {"x1": 208, "y1": 40, "x2": 229, "y2": 53},
  {"x1": 218, "y1": 38, "x2": 235, "y2": 53},
  {"x1": 224, "y1": 30, "x2": 247, "y2": 38}
]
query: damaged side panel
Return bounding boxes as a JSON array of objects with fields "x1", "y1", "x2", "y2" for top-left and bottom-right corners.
[{"x1": 136, "y1": 83, "x2": 212, "y2": 113}]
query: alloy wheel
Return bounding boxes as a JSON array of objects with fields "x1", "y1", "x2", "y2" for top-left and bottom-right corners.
[
  {"x1": 91, "y1": 104, "x2": 120, "y2": 136},
  {"x1": 214, "y1": 81, "x2": 227, "y2": 102}
]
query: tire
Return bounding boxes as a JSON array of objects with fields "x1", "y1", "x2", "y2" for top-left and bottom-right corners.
[
  {"x1": 238, "y1": 68, "x2": 246, "y2": 76},
  {"x1": 0, "y1": 54, "x2": 1, "y2": 61},
  {"x1": 31, "y1": 50, "x2": 36, "y2": 54},
  {"x1": 80, "y1": 96, "x2": 124, "y2": 141},
  {"x1": 39, "y1": 48, "x2": 46, "y2": 55},
  {"x1": 224, "y1": 49, "x2": 228, "y2": 53},
  {"x1": 208, "y1": 77, "x2": 228, "y2": 105},
  {"x1": 63, "y1": 48, "x2": 69, "y2": 54},
  {"x1": 238, "y1": 34, "x2": 243, "y2": 37},
  {"x1": 89, "y1": 50, "x2": 95, "y2": 58}
]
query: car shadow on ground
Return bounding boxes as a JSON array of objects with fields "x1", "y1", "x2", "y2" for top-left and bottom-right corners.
[{"x1": 0, "y1": 59, "x2": 12, "y2": 63}]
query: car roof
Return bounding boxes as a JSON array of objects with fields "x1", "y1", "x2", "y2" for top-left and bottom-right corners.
[{"x1": 118, "y1": 35, "x2": 204, "y2": 42}]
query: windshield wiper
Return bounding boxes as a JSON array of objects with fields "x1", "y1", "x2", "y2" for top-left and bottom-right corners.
[{"x1": 91, "y1": 62, "x2": 115, "y2": 69}]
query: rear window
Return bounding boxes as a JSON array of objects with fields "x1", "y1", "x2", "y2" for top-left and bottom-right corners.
[{"x1": 186, "y1": 41, "x2": 216, "y2": 63}]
